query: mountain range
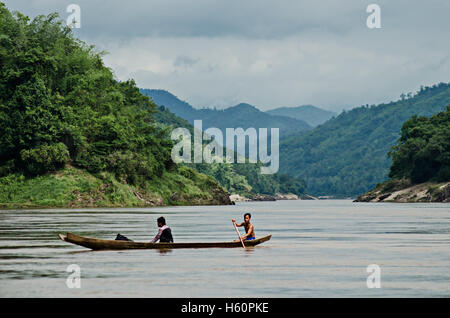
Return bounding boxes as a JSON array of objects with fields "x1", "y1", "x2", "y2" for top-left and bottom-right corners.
[
  {"x1": 152, "y1": 104, "x2": 307, "y2": 197},
  {"x1": 140, "y1": 89, "x2": 313, "y2": 138},
  {"x1": 144, "y1": 83, "x2": 450, "y2": 198}
]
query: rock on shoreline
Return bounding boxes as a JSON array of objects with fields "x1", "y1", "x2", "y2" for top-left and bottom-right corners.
[
  {"x1": 274, "y1": 193, "x2": 299, "y2": 200},
  {"x1": 229, "y1": 192, "x2": 318, "y2": 203},
  {"x1": 229, "y1": 194, "x2": 251, "y2": 203},
  {"x1": 251, "y1": 194, "x2": 277, "y2": 201},
  {"x1": 354, "y1": 180, "x2": 450, "y2": 203}
]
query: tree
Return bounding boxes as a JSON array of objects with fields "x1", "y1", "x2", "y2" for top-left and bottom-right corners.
[{"x1": 388, "y1": 106, "x2": 450, "y2": 183}]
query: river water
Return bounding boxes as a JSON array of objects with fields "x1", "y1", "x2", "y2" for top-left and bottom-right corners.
[{"x1": 0, "y1": 200, "x2": 449, "y2": 297}]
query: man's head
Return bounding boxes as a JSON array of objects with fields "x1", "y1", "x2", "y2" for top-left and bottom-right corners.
[
  {"x1": 244, "y1": 213, "x2": 251, "y2": 223},
  {"x1": 157, "y1": 216, "x2": 166, "y2": 227}
]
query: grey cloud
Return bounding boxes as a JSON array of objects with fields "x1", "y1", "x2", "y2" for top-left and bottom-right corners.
[
  {"x1": 3, "y1": 0, "x2": 398, "y2": 39},
  {"x1": 3, "y1": 0, "x2": 450, "y2": 112},
  {"x1": 174, "y1": 56, "x2": 199, "y2": 68}
]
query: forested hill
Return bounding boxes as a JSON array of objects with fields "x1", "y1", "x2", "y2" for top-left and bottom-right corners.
[
  {"x1": 388, "y1": 105, "x2": 450, "y2": 184},
  {"x1": 355, "y1": 106, "x2": 450, "y2": 202},
  {"x1": 279, "y1": 83, "x2": 450, "y2": 197},
  {"x1": 141, "y1": 89, "x2": 312, "y2": 137},
  {"x1": 0, "y1": 4, "x2": 231, "y2": 208}
]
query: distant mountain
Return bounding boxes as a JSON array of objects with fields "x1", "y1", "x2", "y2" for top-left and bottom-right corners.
[
  {"x1": 196, "y1": 103, "x2": 311, "y2": 136},
  {"x1": 152, "y1": 104, "x2": 307, "y2": 196},
  {"x1": 279, "y1": 82, "x2": 450, "y2": 197},
  {"x1": 142, "y1": 89, "x2": 196, "y2": 120},
  {"x1": 266, "y1": 105, "x2": 336, "y2": 127},
  {"x1": 140, "y1": 89, "x2": 312, "y2": 138}
]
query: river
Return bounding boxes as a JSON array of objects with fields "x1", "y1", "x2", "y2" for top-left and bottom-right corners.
[{"x1": 0, "y1": 200, "x2": 449, "y2": 297}]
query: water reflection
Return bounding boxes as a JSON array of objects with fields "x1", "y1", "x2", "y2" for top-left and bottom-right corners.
[{"x1": 156, "y1": 249, "x2": 173, "y2": 255}]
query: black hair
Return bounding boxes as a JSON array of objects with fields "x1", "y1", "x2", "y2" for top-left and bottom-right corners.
[
  {"x1": 157, "y1": 216, "x2": 166, "y2": 225},
  {"x1": 244, "y1": 213, "x2": 251, "y2": 219}
]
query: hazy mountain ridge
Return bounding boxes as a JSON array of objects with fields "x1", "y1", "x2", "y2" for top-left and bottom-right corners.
[
  {"x1": 140, "y1": 89, "x2": 312, "y2": 137},
  {"x1": 141, "y1": 89, "x2": 196, "y2": 120},
  {"x1": 266, "y1": 105, "x2": 336, "y2": 127}
]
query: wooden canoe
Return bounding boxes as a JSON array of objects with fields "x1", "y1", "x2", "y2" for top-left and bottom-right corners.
[{"x1": 59, "y1": 232, "x2": 272, "y2": 250}]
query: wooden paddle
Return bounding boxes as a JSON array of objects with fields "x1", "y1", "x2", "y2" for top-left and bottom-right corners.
[{"x1": 232, "y1": 219, "x2": 246, "y2": 248}]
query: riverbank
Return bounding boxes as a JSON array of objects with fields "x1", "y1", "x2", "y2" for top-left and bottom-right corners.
[
  {"x1": 354, "y1": 178, "x2": 450, "y2": 203},
  {"x1": 0, "y1": 166, "x2": 232, "y2": 209}
]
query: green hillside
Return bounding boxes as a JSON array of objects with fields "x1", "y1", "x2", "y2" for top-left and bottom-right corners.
[
  {"x1": 279, "y1": 83, "x2": 450, "y2": 197},
  {"x1": 0, "y1": 4, "x2": 231, "y2": 208}
]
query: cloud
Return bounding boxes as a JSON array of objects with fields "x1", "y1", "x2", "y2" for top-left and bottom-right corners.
[
  {"x1": 5, "y1": 0, "x2": 362, "y2": 39},
  {"x1": 3, "y1": 0, "x2": 450, "y2": 111},
  {"x1": 173, "y1": 56, "x2": 199, "y2": 68}
]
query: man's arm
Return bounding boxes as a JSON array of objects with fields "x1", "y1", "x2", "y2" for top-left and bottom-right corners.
[
  {"x1": 150, "y1": 227, "x2": 164, "y2": 243},
  {"x1": 232, "y1": 219, "x2": 244, "y2": 227},
  {"x1": 241, "y1": 224, "x2": 254, "y2": 239}
]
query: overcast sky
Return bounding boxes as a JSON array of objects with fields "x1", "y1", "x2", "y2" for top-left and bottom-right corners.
[{"x1": 4, "y1": 0, "x2": 450, "y2": 112}]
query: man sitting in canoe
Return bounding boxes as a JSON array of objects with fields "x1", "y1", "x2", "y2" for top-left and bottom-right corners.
[
  {"x1": 232, "y1": 213, "x2": 255, "y2": 241},
  {"x1": 150, "y1": 217, "x2": 174, "y2": 243}
]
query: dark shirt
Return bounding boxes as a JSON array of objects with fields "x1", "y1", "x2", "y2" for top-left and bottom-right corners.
[{"x1": 160, "y1": 227, "x2": 173, "y2": 243}]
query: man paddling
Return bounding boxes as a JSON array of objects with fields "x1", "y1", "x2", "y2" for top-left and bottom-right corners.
[
  {"x1": 232, "y1": 213, "x2": 255, "y2": 241},
  {"x1": 151, "y1": 216, "x2": 174, "y2": 243}
]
